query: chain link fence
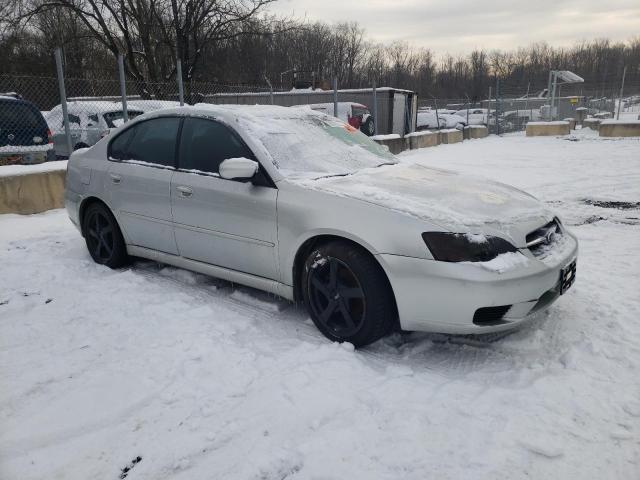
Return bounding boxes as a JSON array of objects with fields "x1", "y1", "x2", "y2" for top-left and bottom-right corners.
[
  {"x1": 2, "y1": 50, "x2": 640, "y2": 166},
  {"x1": 417, "y1": 74, "x2": 640, "y2": 134},
  {"x1": 0, "y1": 54, "x2": 280, "y2": 164}
]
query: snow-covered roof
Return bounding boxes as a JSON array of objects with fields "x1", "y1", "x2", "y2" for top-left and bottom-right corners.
[
  {"x1": 48, "y1": 101, "x2": 146, "y2": 115},
  {"x1": 208, "y1": 86, "x2": 414, "y2": 98}
]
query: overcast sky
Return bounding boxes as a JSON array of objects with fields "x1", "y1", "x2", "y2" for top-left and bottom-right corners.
[{"x1": 268, "y1": 0, "x2": 640, "y2": 55}]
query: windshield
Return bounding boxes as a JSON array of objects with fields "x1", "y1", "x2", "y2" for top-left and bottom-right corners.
[{"x1": 242, "y1": 112, "x2": 396, "y2": 179}]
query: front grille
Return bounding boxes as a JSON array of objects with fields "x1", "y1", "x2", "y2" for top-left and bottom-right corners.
[
  {"x1": 473, "y1": 305, "x2": 512, "y2": 326},
  {"x1": 527, "y1": 218, "x2": 562, "y2": 256}
]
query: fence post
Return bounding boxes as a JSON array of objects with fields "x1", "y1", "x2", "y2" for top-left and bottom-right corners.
[
  {"x1": 616, "y1": 66, "x2": 627, "y2": 120},
  {"x1": 54, "y1": 47, "x2": 73, "y2": 158},
  {"x1": 465, "y1": 93, "x2": 470, "y2": 125},
  {"x1": 372, "y1": 80, "x2": 378, "y2": 135},
  {"x1": 117, "y1": 54, "x2": 129, "y2": 123},
  {"x1": 333, "y1": 77, "x2": 338, "y2": 117},
  {"x1": 495, "y1": 78, "x2": 500, "y2": 135},
  {"x1": 176, "y1": 59, "x2": 185, "y2": 106},
  {"x1": 550, "y1": 71, "x2": 558, "y2": 120},
  {"x1": 487, "y1": 86, "x2": 492, "y2": 133}
]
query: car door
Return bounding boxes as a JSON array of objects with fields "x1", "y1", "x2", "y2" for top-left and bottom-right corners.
[
  {"x1": 171, "y1": 116, "x2": 279, "y2": 280},
  {"x1": 106, "y1": 116, "x2": 180, "y2": 255}
]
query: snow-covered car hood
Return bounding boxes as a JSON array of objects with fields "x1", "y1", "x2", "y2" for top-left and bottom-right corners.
[{"x1": 296, "y1": 163, "x2": 555, "y2": 246}]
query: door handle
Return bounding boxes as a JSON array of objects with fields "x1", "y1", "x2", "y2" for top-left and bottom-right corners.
[
  {"x1": 110, "y1": 173, "x2": 122, "y2": 184},
  {"x1": 176, "y1": 185, "x2": 193, "y2": 197}
]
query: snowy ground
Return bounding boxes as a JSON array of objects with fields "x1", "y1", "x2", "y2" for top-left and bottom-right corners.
[{"x1": 1, "y1": 128, "x2": 639, "y2": 479}]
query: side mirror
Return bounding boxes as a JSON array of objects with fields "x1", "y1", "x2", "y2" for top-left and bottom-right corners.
[{"x1": 219, "y1": 157, "x2": 259, "y2": 180}]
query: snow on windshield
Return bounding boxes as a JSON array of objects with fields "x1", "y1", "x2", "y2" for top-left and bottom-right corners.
[{"x1": 240, "y1": 111, "x2": 395, "y2": 179}]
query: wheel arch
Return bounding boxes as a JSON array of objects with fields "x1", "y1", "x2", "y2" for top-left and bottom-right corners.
[
  {"x1": 78, "y1": 196, "x2": 115, "y2": 237},
  {"x1": 291, "y1": 233, "x2": 397, "y2": 313}
]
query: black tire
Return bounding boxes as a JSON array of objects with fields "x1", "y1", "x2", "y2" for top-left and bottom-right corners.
[
  {"x1": 360, "y1": 116, "x2": 375, "y2": 136},
  {"x1": 82, "y1": 202, "x2": 129, "y2": 268},
  {"x1": 302, "y1": 241, "x2": 396, "y2": 347}
]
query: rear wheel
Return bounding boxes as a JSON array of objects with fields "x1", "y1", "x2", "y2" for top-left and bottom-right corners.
[
  {"x1": 82, "y1": 203, "x2": 129, "y2": 268},
  {"x1": 361, "y1": 117, "x2": 375, "y2": 136},
  {"x1": 302, "y1": 241, "x2": 396, "y2": 347}
]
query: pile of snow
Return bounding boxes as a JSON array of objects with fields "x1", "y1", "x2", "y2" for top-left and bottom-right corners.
[
  {"x1": 371, "y1": 133, "x2": 401, "y2": 141},
  {"x1": 0, "y1": 160, "x2": 67, "y2": 177},
  {"x1": 527, "y1": 121, "x2": 570, "y2": 126}
]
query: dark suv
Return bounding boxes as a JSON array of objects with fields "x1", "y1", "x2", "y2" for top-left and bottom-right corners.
[{"x1": 0, "y1": 93, "x2": 54, "y2": 165}]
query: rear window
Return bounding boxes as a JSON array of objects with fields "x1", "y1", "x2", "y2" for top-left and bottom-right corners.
[
  {"x1": 103, "y1": 110, "x2": 144, "y2": 128},
  {"x1": 0, "y1": 101, "x2": 45, "y2": 130},
  {"x1": 351, "y1": 106, "x2": 370, "y2": 117}
]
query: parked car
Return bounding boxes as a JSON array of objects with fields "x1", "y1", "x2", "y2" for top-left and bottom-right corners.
[
  {"x1": 46, "y1": 101, "x2": 146, "y2": 158},
  {"x1": 304, "y1": 102, "x2": 376, "y2": 136},
  {"x1": 65, "y1": 105, "x2": 578, "y2": 347},
  {"x1": 454, "y1": 108, "x2": 489, "y2": 125},
  {"x1": 0, "y1": 93, "x2": 54, "y2": 165},
  {"x1": 417, "y1": 110, "x2": 467, "y2": 129}
]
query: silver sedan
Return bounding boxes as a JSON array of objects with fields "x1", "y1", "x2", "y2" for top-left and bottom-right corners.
[{"x1": 65, "y1": 105, "x2": 578, "y2": 347}]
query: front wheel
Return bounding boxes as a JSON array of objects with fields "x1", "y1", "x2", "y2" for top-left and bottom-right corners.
[
  {"x1": 302, "y1": 241, "x2": 396, "y2": 347},
  {"x1": 82, "y1": 203, "x2": 129, "y2": 268}
]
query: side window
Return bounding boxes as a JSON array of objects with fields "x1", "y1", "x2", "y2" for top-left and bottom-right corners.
[
  {"x1": 178, "y1": 117, "x2": 253, "y2": 175},
  {"x1": 68, "y1": 113, "x2": 81, "y2": 126},
  {"x1": 108, "y1": 127, "x2": 136, "y2": 160},
  {"x1": 125, "y1": 117, "x2": 181, "y2": 167}
]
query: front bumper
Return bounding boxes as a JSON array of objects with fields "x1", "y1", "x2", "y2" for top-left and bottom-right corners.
[{"x1": 377, "y1": 233, "x2": 578, "y2": 334}]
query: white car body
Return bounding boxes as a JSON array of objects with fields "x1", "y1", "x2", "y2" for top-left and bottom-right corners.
[
  {"x1": 65, "y1": 104, "x2": 578, "y2": 341},
  {"x1": 46, "y1": 101, "x2": 146, "y2": 157},
  {"x1": 417, "y1": 111, "x2": 467, "y2": 129},
  {"x1": 454, "y1": 108, "x2": 489, "y2": 125}
]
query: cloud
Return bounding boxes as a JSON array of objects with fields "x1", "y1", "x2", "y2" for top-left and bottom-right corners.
[{"x1": 267, "y1": 0, "x2": 640, "y2": 55}]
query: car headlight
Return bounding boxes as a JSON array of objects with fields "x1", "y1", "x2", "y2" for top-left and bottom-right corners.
[{"x1": 422, "y1": 232, "x2": 517, "y2": 262}]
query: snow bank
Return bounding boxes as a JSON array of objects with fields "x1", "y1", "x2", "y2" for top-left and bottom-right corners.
[
  {"x1": 527, "y1": 121, "x2": 570, "y2": 126},
  {"x1": 372, "y1": 133, "x2": 401, "y2": 140},
  {"x1": 0, "y1": 160, "x2": 67, "y2": 177}
]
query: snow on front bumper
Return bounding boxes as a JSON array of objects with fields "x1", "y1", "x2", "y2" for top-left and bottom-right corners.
[{"x1": 377, "y1": 232, "x2": 578, "y2": 334}]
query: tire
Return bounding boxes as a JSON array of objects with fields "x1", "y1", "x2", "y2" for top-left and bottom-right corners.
[
  {"x1": 360, "y1": 117, "x2": 375, "y2": 136},
  {"x1": 74, "y1": 142, "x2": 89, "y2": 150},
  {"x1": 302, "y1": 241, "x2": 396, "y2": 347},
  {"x1": 82, "y1": 202, "x2": 129, "y2": 268}
]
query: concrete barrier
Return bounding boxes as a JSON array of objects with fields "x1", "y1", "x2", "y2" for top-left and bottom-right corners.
[
  {"x1": 575, "y1": 107, "x2": 587, "y2": 125},
  {"x1": 440, "y1": 129, "x2": 463, "y2": 144},
  {"x1": 582, "y1": 118, "x2": 602, "y2": 131},
  {"x1": 406, "y1": 131, "x2": 440, "y2": 149},
  {"x1": 526, "y1": 121, "x2": 571, "y2": 136},
  {"x1": 372, "y1": 134, "x2": 408, "y2": 154},
  {"x1": 463, "y1": 126, "x2": 489, "y2": 139},
  {"x1": 0, "y1": 169, "x2": 66, "y2": 215},
  {"x1": 563, "y1": 118, "x2": 577, "y2": 130},
  {"x1": 599, "y1": 120, "x2": 640, "y2": 137}
]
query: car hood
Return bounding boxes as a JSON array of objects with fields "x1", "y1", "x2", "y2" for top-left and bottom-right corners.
[{"x1": 295, "y1": 163, "x2": 555, "y2": 247}]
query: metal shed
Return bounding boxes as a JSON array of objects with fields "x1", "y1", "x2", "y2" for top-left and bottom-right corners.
[{"x1": 202, "y1": 87, "x2": 418, "y2": 136}]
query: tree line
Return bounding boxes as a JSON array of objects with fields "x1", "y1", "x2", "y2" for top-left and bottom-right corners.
[{"x1": 1, "y1": 0, "x2": 639, "y2": 100}]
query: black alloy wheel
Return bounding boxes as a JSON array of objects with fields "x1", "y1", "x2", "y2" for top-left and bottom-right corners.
[
  {"x1": 307, "y1": 256, "x2": 366, "y2": 337},
  {"x1": 83, "y1": 203, "x2": 129, "y2": 268},
  {"x1": 302, "y1": 241, "x2": 397, "y2": 347}
]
